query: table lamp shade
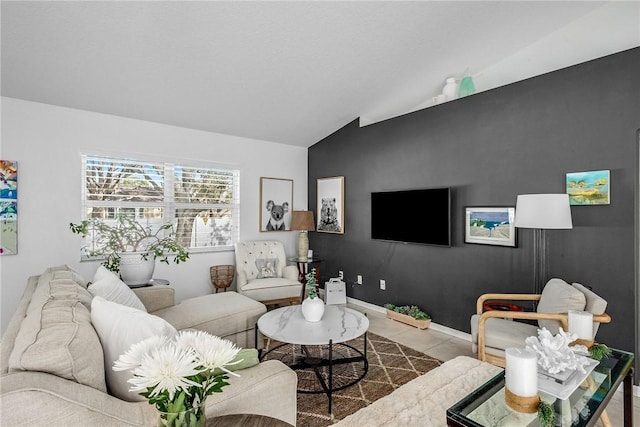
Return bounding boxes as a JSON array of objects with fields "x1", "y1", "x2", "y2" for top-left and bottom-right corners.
[
  {"x1": 291, "y1": 211, "x2": 315, "y2": 260},
  {"x1": 291, "y1": 211, "x2": 315, "y2": 231},
  {"x1": 514, "y1": 194, "x2": 573, "y2": 229}
]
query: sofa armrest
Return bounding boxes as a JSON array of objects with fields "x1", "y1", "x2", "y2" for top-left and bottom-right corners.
[
  {"x1": 133, "y1": 286, "x2": 175, "y2": 312},
  {"x1": 0, "y1": 361, "x2": 297, "y2": 426},
  {"x1": 237, "y1": 270, "x2": 248, "y2": 287},
  {"x1": 476, "y1": 293, "x2": 542, "y2": 314},
  {"x1": 282, "y1": 265, "x2": 299, "y2": 281},
  {"x1": 0, "y1": 371, "x2": 158, "y2": 425}
]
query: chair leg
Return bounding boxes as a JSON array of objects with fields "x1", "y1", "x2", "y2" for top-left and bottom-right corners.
[
  {"x1": 586, "y1": 372, "x2": 612, "y2": 427},
  {"x1": 599, "y1": 410, "x2": 613, "y2": 427}
]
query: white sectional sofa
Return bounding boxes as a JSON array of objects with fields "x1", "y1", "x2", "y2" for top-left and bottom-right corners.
[{"x1": 0, "y1": 265, "x2": 298, "y2": 426}]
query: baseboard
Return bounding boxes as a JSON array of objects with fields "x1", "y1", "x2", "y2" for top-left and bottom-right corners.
[
  {"x1": 346, "y1": 296, "x2": 639, "y2": 394},
  {"x1": 346, "y1": 296, "x2": 472, "y2": 341}
]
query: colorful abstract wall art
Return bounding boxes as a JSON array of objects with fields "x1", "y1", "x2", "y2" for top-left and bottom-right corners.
[
  {"x1": 566, "y1": 170, "x2": 610, "y2": 205},
  {"x1": 0, "y1": 160, "x2": 18, "y2": 255}
]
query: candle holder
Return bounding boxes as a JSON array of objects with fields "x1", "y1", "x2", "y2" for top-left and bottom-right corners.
[
  {"x1": 504, "y1": 387, "x2": 540, "y2": 414},
  {"x1": 570, "y1": 338, "x2": 595, "y2": 348}
]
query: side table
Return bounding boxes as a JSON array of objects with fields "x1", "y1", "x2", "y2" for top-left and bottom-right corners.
[
  {"x1": 287, "y1": 257, "x2": 322, "y2": 301},
  {"x1": 210, "y1": 414, "x2": 293, "y2": 427},
  {"x1": 447, "y1": 348, "x2": 634, "y2": 426}
]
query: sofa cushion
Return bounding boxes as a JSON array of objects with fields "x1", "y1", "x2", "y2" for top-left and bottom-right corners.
[
  {"x1": 28, "y1": 266, "x2": 91, "y2": 315},
  {"x1": 8, "y1": 294, "x2": 107, "y2": 392},
  {"x1": 91, "y1": 296, "x2": 177, "y2": 401},
  {"x1": 537, "y1": 278, "x2": 586, "y2": 332},
  {"x1": 470, "y1": 314, "x2": 539, "y2": 352},
  {"x1": 88, "y1": 266, "x2": 147, "y2": 312}
]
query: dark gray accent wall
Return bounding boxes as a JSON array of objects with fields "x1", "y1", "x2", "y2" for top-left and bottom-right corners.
[{"x1": 308, "y1": 47, "x2": 639, "y2": 355}]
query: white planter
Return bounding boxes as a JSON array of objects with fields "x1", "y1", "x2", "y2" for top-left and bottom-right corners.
[
  {"x1": 301, "y1": 296, "x2": 325, "y2": 322},
  {"x1": 118, "y1": 252, "x2": 155, "y2": 287}
]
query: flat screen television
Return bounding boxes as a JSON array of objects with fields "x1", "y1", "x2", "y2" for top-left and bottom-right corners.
[{"x1": 371, "y1": 187, "x2": 451, "y2": 246}]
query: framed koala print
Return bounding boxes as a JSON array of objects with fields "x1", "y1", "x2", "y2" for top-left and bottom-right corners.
[
  {"x1": 260, "y1": 177, "x2": 293, "y2": 232},
  {"x1": 316, "y1": 176, "x2": 344, "y2": 234}
]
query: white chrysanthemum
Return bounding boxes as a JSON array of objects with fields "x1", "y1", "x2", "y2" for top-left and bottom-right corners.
[
  {"x1": 128, "y1": 344, "x2": 202, "y2": 399},
  {"x1": 114, "y1": 335, "x2": 172, "y2": 372},
  {"x1": 174, "y1": 330, "x2": 208, "y2": 353},
  {"x1": 193, "y1": 334, "x2": 241, "y2": 372}
]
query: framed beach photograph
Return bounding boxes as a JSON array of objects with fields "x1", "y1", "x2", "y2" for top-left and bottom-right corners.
[
  {"x1": 317, "y1": 176, "x2": 344, "y2": 234},
  {"x1": 464, "y1": 206, "x2": 516, "y2": 247},
  {"x1": 259, "y1": 177, "x2": 293, "y2": 232},
  {"x1": 566, "y1": 169, "x2": 610, "y2": 205}
]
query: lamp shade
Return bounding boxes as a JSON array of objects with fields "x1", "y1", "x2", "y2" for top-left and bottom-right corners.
[
  {"x1": 514, "y1": 194, "x2": 573, "y2": 229},
  {"x1": 291, "y1": 210, "x2": 315, "y2": 231}
]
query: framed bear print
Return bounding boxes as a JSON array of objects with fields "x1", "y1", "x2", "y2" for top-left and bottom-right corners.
[
  {"x1": 260, "y1": 177, "x2": 293, "y2": 232},
  {"x1": 317, "y1": 176, "x2": 344, "y2": 234}
]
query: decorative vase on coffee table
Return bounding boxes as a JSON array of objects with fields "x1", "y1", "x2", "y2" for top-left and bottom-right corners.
[
  {"x1": 157, "y1": 401, "x2": 206, "y2": 427},
  {"x1": 302, "y1": 296, "x2": 325, "y2": 322}
]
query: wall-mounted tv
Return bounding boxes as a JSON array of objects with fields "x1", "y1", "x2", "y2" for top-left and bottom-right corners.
[{"x1": 371, "y1": 187, "x2": 451, "y2": 246}]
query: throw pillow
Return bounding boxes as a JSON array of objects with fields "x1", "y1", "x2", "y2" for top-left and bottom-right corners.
[
  {"x1": 90, "y1": 296, "x2": 177, "y2": 401},
  {"x1": 255, "y1": 258, "x2": 278, "y2": 278},
  {"x1": 212, "y1": 348, "x2": 260, "y2": 375},
  {"x1": 89, "y1": 266, "x2": 147, "y2": 312},
  {"x1": 93, "y1": 264, "x2": 116, "y2": 282},
  {"x1": 537, "y1": 278, "x2": 586, "y2": 332}
]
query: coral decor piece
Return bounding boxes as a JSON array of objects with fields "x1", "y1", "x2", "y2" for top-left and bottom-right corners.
[{"x1": 524, "y1": 328, "x2": 590, "y2": 374}]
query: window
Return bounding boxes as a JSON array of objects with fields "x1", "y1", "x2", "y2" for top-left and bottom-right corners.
[{"x1": 81, "y1": 154, "x2": 239, "y2": 255}]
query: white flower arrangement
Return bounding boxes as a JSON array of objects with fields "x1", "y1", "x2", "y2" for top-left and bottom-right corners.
[
  {"x1": 114, "y1": 331, "x2": 242, "y2": 420},
  {"x1": 524, "y1": 328, "x2": 590, "y2": 374}
]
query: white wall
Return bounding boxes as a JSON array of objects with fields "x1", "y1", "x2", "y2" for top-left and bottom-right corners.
[{"x1": 0, "y1": 97, "x2": 308, "y2": 333}]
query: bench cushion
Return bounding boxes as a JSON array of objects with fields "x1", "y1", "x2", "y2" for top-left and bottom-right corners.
[{"x1": 334, "y1": 356, "x2": 502, "y2": 426}]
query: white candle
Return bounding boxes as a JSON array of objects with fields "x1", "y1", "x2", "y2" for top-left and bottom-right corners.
[
  {"x1": 568, "y1": 310, "x2": 593, "y2": 340},
  {"x1": 307, "y1": 249, "x2": 313, "y2": 259},
  {"x1": 505, "y1": 348, "x2": 538, "y2": 397}
]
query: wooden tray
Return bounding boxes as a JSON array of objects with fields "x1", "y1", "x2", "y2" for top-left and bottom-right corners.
[{"x1": 386, "y1": 310, "x2": 431, "y2": 329}]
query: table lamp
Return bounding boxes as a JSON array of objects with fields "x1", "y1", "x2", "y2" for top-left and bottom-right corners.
[
  {"x1": 291, "y1": 210, "x2": 315, "y2": 260},
  {"x1": 514, "y1": 194, "x2": 573, "y2": 295}
]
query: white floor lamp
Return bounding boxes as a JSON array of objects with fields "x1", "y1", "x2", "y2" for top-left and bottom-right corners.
[{"x1": 514, "y1": 194, "x2": 573, "y2": 295}]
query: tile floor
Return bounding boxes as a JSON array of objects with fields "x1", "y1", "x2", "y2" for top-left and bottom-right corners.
[{"x1": 347, "y1": 302, "x2": 638, "y2": 427}]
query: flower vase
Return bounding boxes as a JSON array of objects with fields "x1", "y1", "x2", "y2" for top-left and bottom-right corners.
[
  {"x1": 158, "y1": 403, "x2": 206, "y2": 427},
  {"x1": 301, "y1": 296, "x2": 325, "y2": 322}
]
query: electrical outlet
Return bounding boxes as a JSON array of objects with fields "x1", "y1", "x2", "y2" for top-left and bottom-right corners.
[
  {"x1": 357, "y1": 275, "x2": 363, "y2": 285},
  {"x1": 339, "y1": 270, "x2": 344, "y2": 280},
  {"x1": 380, "y1": 279, "x2": 386, "y2": 290}
]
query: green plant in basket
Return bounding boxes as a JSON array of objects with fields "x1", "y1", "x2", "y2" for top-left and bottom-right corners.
[{"x1": 384, "y1": 304, "x2": 431, "y2": 320}]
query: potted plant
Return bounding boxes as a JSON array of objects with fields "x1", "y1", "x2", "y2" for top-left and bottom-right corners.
[
  {"x1": 384, "y1": 304, "x2": 431, "y2": 329},
  {"x1": 301, "y1": 268, "x2": 324, "y2": 322},
  {"x1": 70, "y1": 215, "x2": 189, "y2": 286}
]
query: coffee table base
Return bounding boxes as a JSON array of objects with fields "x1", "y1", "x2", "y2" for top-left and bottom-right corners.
[{"x1": 260, "y1": 334, "x2": 369, "y2": 414}]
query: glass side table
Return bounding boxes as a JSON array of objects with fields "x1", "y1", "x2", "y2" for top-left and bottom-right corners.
[
  {"x1": 287, "y1": 256, "x2": 322, "y2": 302},
  {"x1": 447, "y1": 348, "x2": 634, "y2": 427}
]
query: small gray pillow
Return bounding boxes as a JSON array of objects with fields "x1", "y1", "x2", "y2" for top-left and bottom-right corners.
[
  {"x1": 537, "y1": 278, "x2": 586, "y2": 332},
  {"x1": 256, "y1": 258, "x2": 278, "y2": 278}
]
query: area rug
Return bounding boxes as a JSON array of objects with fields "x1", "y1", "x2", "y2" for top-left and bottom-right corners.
[{"x1": 261, "y1": 332, "x2": 442, "y2": 426}]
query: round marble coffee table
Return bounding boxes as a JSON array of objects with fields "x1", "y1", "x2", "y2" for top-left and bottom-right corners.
[{"x1": 257, "y1": 305, "x2": 369, "y2": 414}]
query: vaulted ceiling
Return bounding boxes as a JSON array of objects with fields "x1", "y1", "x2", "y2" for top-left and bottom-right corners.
[{"x1": 2, "y1": 1, "x2": 638, "y2": 147}]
